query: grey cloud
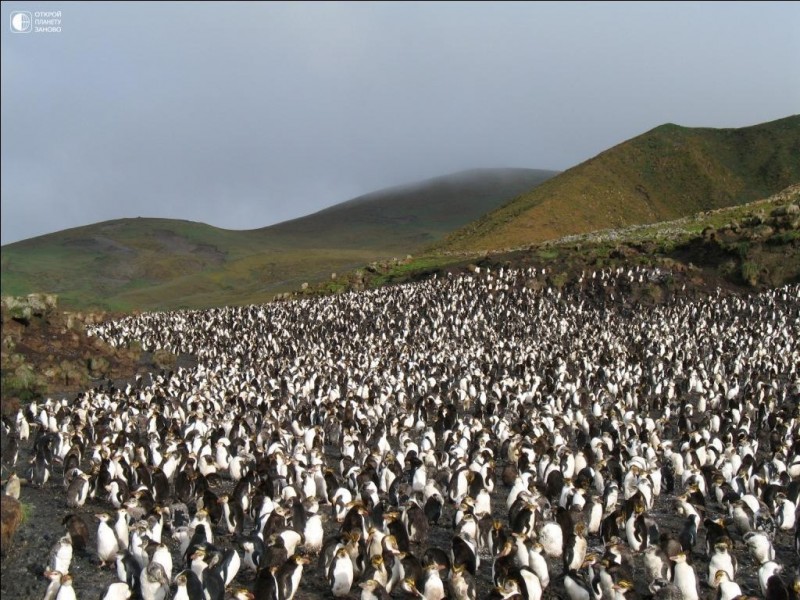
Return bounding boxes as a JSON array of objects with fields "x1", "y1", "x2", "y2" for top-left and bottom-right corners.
[{"x1": 2, "y1": 1, "x2": 799, "y2": 243}]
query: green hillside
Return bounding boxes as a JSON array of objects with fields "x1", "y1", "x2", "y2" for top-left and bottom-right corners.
[
  {"x1": 438, "y1": 115, "x2": 800, "y2": 252},
  {"x1": 0, "y1": 169, "x2": 554, "y2": 311}
]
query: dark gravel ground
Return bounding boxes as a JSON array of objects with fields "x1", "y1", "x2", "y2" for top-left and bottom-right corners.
[{"x1": 2, "y1": 423, "x2": 798, "y2": 600}]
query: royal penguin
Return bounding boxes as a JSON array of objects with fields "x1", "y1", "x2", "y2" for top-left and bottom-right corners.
[
  {"x1": 359, "y1": 579, "x2": 392, "y2": 600},
  {"x1": 670, "y1": 553, "x2": 699, "y2": 600},
  {"x1": 277, "y1": 554, "x2": 310, "y2": 600},
  {"x1": 217, "y1": 547, "x2": 242, "y2": 587},
  {"x1": 101, "y1": 582, "x2": 132, "y2": 600},
  {"x1": 744, "y1": 531, "x2": 775, "y2": 564},
  {"x1": 48, "y1": 535, "x2": 73, "y2": 575},
  {"x1": 97, "y1": 513, "x2": 120, "y2": 568},
  {"x1": 42, "y1": 568, "x2": 62, "y2": 600},
  {"x1": 116, "y1": 551, "x2": 142, "y2": 596},
  {"x1": 65, "y1": 472, "x2": 90, "y2": 508},
  {"x1": 329, "y1": 546, "x2": 355, "y2": 597},
  {"x1": 713, "y1": 570, "x2": 742, "y2": 600},
  {"x1": 451, "y1": 533, "x2": 479, "y2": 576},
  {"x1": 218, "y1": 494, "x2": 244, "y2": 535},
  {"x1": 54, "y1": 574, "x2": 76, "y2": 600},
  {"x1": 707, "y1": 541, "x2": 736, "y2": 588},
  {"x1": 758, "y1": 561, "x2": 783, "y2": 597},
  {"x1": 539, "y1": 520, "x2": 564, "y2": 558},
  {"x1": 139, "y1": 561, "x2": 169, "y2": 600},
  {"x1": 643, "y1": 545, "x2": 671, "y2": 586},
  {"x1": 564, "y1": 567, "x2": 597, "y2": 600},
  {"x1": 254, "y1": 565, "x2": 281, "y2": 600},
  {"x1": 4, "y1": 472, "x2": 22, "y2": 499},
  {"x1": 303, "y1": 508, "x2": 324, "y2": 554},
  {"x1": 151, "y1": 543, "x2": 173, "y2": 582},
  {"x1": 173, "y1": 570, "x2": 204, "y2": 600},
  {"x1": 678, "y1": 514, "x2": 698, "y2": 554},
  {"x1": 564, "y1": 522, "x2": 588, "y2": 574},
  {"x1": 242, "y1": 535, "x2": 266, "y2": 573},
  {"x1": 448, "y1": 562, "x2": 477, "y2": 600}
]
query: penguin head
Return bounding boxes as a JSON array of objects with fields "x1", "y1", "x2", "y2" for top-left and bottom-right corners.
[{"x1": 713, "y1": 570, "x2": 730, "y2": 586}]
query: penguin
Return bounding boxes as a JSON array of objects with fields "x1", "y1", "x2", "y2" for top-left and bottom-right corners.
[
  {"x1": 775, "y1": 495, "x2": 796, "y2": 531},
  {"x1": 765, "y1": 574, "x2": 791, "y2": 600},
  {"x1": 42, "y1": 568, "x2": 62, "y2": 600},
  {"x1": 359, "y1": 579, "x2": 392, "y2": 600},
  {"x1": 97, "y1": 513, "x2": 120, "y2": 568},
  {"x1": 564, "y1": 522, "x2": 588, "y2": 574},
  {"x1": 539, "y1": 521, "x2": 564, "y2": 558},
  {"x1": 140, "y1": 561, "x2": 169, "y2": 600},
  {"x1": 303, "y1": 510, "x2": 324, "y2": 554},
  {"x1": 507, "y1": 566, "x2": 543, "y2": 600},
  {"x1": 759, "y1": 561, "x2": 783, "y2": 597},
  {"x1": 564, "y1": 568, "x2": 595, "y2": 600},
  {"x1": 62, "y1": 514, "x2": 89, "y2": 554},
  {"x1": 492, "y1": 538, "x2": 517, "y2": 586},
  {"x1": 227, "y1": 590, "x2": 253, "y2": 600},
  {"x1": 201, "y1": 558, "x2": 227, "y2": 600},
  {"x1": 30, "y1": 451, "x2": 51, "y2": 487},
  {"x1": 703, "y1": 518, "x2": 730, "y2": 556},
  {"x1": 448, "y1": 562, "x2": 477, "y2": 600},
  {"x1": 65, "y1": 472, "x2": 90, "y2": 508},
  {"x1": 707, "y1": 541, "x2": 737, "y2": 588},
  {"x1": 731, "y1": 499, "x2": 755, "y2": 536},
  {"x1": 242, "y1": 535, "x2": 266, "y2": 573},
  {"x1": 4, "y1": 472, "x2": 22, "y2": 499},
  {"x1": 48, "y1": 535, "x2": 73, "y2": 575},
  {"x1": 452, "y1": 534, "x2": 479, "y2": 576},
  {"x1": 744, "y1": 531, "x2": 775, "y2": 564},
  {"x1": 396, "y1": 577, "x2": 426, "y2": 599},
  {"x1": 643, "y1": 545, "x2": 671, "y2": 586},
  {"x1": 151, "y1": 543, "x2": 173, "y2": 582},
  {"x1": 277, "y1": 554, "x2": 310, "y2": 600},
  {"x1": 600, "y1": 509, "x2": 624, "y2": 546},
  {"x1": 419, "y1": 563, "x2": 445, "y2": 600},
  {"x1": 218, "y1": 494, "x2": 244, "y2": 535},
  {"x1": 116, "y1": 551, "x2": 142, "y2": 596},
  {"x1": 404, "y1": 498, "x2": 429, "y2": 544},
  {"x1": 101, "y1": 582, "x2": 132, "y2": 600},
  {"x1": 714, "y1": 570, "x2": 742, "y2": 600},
  {"x1": 586, "y1": 494, "x2": 604, "y2": 536},
  {"x1": 114, "y1": 508, "x2": 130, "y2": 551},
  {"x1": 173, "y1": 570, "x2": 204, "y2": 600},
  {"x1": 328, "y1": 547, "x2": 354, "y2": 597},
  {"x1": 254, "y1": 565, "x2": 281, "y2": 600},
  {"x1": 528, "y1": 542, "x2": 550, "y2": 589},
  {"x1": 364, "y1": 553, "x2": 390, "y2": 588},
  {"x1": 424, "y1": 491, "x2": 444, "y2": 526},
  {"x1": 678, "y1": 514, "x2": 698, "y2": 555},
  {"x1": 670, "y1": 552, "x2": 698, "y2": 600},
  {"x1": 54, "y1": 574, "x2": 76, "y2": 600},
  {"x1": 217, "y1": 547, "x2": 242, "y2": 587}
]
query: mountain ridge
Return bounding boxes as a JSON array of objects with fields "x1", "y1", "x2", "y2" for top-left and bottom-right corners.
[
  {"x1": 1, "y1": 168, "x2": 555, "y2": 310},
  {"x1": 437, "y1": 115, "x2": 800, "y2": 252}
]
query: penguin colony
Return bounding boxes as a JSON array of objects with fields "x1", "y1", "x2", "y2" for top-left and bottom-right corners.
[{"x1": 3, "y1": 266, "x2": 800, "y2": 600}]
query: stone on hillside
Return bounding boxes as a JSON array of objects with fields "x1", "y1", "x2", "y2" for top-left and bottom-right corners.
[{"x1": 750, "y1": 224, "x2": 774, "y2": 239}]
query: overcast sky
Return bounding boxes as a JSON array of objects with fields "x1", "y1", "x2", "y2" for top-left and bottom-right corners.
[{"x1": 2, "y1": 2, "x2": 798, "y2": 244}]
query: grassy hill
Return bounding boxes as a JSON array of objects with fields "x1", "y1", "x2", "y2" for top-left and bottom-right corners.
[
  {"x1": 329, "y1": 184, "x2": 799, "y2": 297},
  {"x1": 0, "y1": 168, "x2": 554, "y2": 311},
  {"x1": 438, "y1": 115, "x2": 800, "y2": 252}
]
